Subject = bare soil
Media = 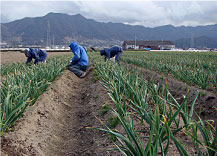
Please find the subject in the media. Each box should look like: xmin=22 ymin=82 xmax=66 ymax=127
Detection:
xmin=0 ymin=51 xmax=71 ymax=64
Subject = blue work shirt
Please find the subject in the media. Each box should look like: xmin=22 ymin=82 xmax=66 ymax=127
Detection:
xmin=69 ymin=42 xmax=89 ymax=66
xmin=26 ymin=48 xmax=47 ymax=64
xmin=100 ymin=46 xmax=123 ymax=63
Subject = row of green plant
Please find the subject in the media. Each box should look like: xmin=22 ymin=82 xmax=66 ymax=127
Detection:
xmin=0 ymin=54 xmax=71 ymax=135
xmin=89 ymin=53 xmax=217 ymax=156
xmin=121 ymin=51 xmax=217 ymax=92
xmin=0 ymin=62 xmax=31 ymax=76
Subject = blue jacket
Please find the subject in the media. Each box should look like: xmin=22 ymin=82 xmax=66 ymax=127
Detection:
xmin=69 ymin=42 xmax=89 ymax=66
xmin=25 ymin=48 xmax=47 ymax=64
xmin=100 ymin=46 xmax=123 ymax=63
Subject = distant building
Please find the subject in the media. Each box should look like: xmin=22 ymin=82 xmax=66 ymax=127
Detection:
xmin=0 ymin=42 xmax=8 ymax=48
xmin=122 ymin=40 xmax=175 ymax=50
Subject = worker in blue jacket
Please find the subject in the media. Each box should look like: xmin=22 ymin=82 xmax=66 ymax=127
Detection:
xmin=67 ymin=42 xmax=89 ymax=78
xmin=24 ymin=48 xmax=47 ymax=64
xmin=100 ymin=45 xmax=123 ymax=64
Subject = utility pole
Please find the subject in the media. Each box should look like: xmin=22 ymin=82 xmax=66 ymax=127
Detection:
xmin=190 ymin=33 xmax=194 ymax=48
xmin=53 ymin=35 xmax=55 ymax=47
xmin=47 ymin=21 xmax=51 ymax=48
xmin=134 ymin=33 xmax=136 ymax=50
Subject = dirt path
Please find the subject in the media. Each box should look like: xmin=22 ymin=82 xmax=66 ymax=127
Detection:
xmin=1 ymin=70 xmax=117 ymax=156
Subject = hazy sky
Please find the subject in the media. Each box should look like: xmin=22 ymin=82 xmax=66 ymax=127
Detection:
xmin=1 ymin=0 xmax=217 ymax=27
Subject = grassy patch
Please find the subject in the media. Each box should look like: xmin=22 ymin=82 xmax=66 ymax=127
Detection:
xmin=100 ymin=102 xmax=111 ymax=115
xmin=108 ymin=115 xmax=119 ymax=128
xmin=199 ymin=91 xmax=206 ymax=97
xmin=108 ymin=134 xmax=117 ymax=142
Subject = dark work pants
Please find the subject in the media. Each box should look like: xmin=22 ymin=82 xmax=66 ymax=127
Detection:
xmin=67 ymin=64 xmax=88 ymax=77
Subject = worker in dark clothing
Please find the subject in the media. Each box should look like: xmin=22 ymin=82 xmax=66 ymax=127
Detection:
xmin=24 ymin=48 xmax=47 ymax=64
xmin=67 ymin=42 xmax=89 ymax=78
xmin=100 ymin=46 xmax=123 ymax=64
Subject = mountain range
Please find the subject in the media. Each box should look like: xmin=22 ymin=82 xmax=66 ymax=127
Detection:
xmin=1 ymin=12 xmax=217 ymax=48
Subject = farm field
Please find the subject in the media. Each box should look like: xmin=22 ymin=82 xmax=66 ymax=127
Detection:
xmin=0 ymin=50 xmax=217 ymax=155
